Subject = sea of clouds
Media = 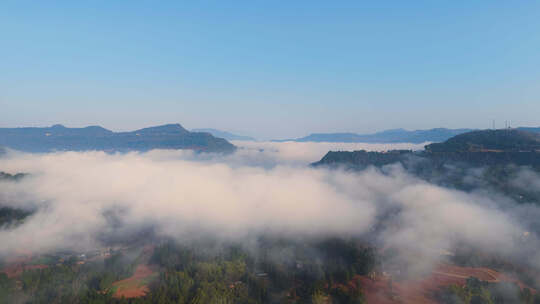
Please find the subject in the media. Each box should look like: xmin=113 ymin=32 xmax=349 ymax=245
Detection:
xmin=0 ymin=141 xmax=539 ymax=275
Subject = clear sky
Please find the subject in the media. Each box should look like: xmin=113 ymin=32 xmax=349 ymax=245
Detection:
xmin=1 ymin=1 xmax=539 ymax=139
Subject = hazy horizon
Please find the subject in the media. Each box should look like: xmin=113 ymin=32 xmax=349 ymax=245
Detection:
xmin=0 ymin=121 xmax=537 ymax=142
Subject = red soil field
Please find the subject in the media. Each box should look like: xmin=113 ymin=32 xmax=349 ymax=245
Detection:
xmin=1 ymin=263 xmax=48 ymax=278
xmin=357 ymin=263 xmax=535 ymax=304
xmin=112 ymin=245 xmax=157 ymax=299
xmin=112 ymin=264 xmax=156 ymax=299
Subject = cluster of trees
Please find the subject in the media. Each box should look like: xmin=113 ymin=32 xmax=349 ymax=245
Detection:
xmin=314 ymin=150 xmax=412 ymax=170
xmin=4 ymin=238 xmax=538 ymax=304
xmin=139 ymin=237 xmax=374 ymax=304
xmin=0 ymin=171 xmax=33 ymax=228
xmin=0 ymin=237 xmax=376 ymax=303
xmin=0 ymin=252 xmax=135 ymax=304
xmin=0 ymin=207 xmax=32 ymax=228
xmin=436 ymin=277 xmax=539 ymax=304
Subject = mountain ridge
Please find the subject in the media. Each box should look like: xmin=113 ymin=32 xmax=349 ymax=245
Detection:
xmin=274 ymin=128 xmax=474 ymax=143
xmin=275 ymin=127 xmax=540 ymax=144
xmin=191 ymin=128 xmax=255 ymax=141
xmin=0 ymin=124 xmax=236 ymax=153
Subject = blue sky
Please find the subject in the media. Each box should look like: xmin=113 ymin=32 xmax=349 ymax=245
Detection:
xmin=1 ymin=1 xmax=539 ymax=139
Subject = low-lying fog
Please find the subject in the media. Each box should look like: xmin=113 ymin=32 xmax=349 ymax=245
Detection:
xmin=1 ymin=141 xmax=539 ymax=275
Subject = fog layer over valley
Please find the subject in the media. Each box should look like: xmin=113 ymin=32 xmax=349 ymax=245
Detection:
xmin=1 ymin=141 xmax=539 ymax=279
xmin=230 ymin=141 xmax=428 ymax=167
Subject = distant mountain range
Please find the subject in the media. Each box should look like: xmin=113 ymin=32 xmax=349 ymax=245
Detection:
xmin=275 ymin=127 xmax=540 ymax=144
xmin=191 ymin=128 xmax=255 ymax=141
xmin=0 ymin=124 xmax=236 ymax=153
xmin=274 ymin=128 xmax=473 ymax=143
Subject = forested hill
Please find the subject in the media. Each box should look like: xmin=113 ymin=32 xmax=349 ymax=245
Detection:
xmin=312 ymin=129 xmax=540 ymax=204
xmin=425 ymin=129 xmax=540 ymax=152
xmin=314 ymin=129 xmax=540 ymax=168
xmin=0 ymin=124 xmax=236 ymax=153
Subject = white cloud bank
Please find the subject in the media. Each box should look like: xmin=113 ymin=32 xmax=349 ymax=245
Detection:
xmin=0 ymin=142 xmax=538 ymax=274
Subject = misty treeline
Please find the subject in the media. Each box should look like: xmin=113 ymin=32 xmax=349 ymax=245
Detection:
xmin=0 ymin=237 xmax=376 ymax=303
xmin=0 ymin=171 xmax=32 ymax=228
xmin=0 ymin=206 xmax=31 ymax=228
xmin=315 ymin=150 xmax=540 ymax=205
